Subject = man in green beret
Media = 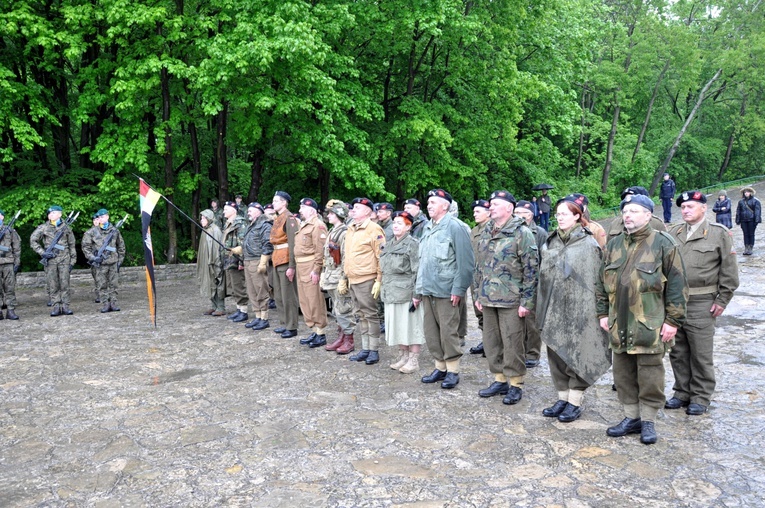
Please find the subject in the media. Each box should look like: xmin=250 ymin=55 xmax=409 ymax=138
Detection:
xmin=82 ymin=209 xmax=126 ymax=312
xmin=31 ymin=206 xmax=77 ymax=316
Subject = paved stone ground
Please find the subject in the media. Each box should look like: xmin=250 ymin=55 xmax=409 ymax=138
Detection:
xmin=2 ymin=185 xmax=764 ymax=507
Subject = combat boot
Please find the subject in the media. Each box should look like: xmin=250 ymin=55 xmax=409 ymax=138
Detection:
xmin=325 ymin=334 xmax=345 ymax=351
xmin=336 ymin=334 xmax=354 ymax=355
xmin=364 ymin=350 xmax=380 ymax=365
xmin=399 ymin=353 xmax=419 ymax=374
xmin=349 ymin=350 xmax=370 ymax=362
xmin=50 ymin=305 xmax=61 ymax=317
xmin=6 ymin=309 xmax=19 ymax=320
xmin=101 ymin=302 xmax=112 ymax=313
xmin=61 ymin=305 xmax=73 ymax=315
xmin=110 ymin=301 xmax=120 ymax=312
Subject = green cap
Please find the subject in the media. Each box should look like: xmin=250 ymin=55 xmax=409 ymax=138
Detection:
xmin=96 ymin=208 xmax=109 ymax=217
xmin=47 ymin=205 xmax=63 ymax=213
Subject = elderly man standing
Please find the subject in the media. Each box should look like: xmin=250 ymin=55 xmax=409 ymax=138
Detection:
xmin=469 ymin=199 xmax=491 ymax=356
xmin=596 ymin=193 xmax=687 ymax=445
xmin=665 ymin=191 xmax=739 ymax=416
xmin=242 ymin=202 xmax=273 ymax=331
xmin=474 ymin=191 xmax=538 ymax=404
xmin=415 ymin=189 xmax=474 ymax=389
xmin=293 ymin=198 xmax=330 ymax=347
xmin=340 ymin=197 xmax=385 ymax=364
xmin=270 ymin=191 xmax=300 ymax=338
xmin=404 ymin=198 xmax=428 ymax=239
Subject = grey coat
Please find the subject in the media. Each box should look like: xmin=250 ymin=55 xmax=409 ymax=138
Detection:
xmin=537 ymin=226 xmax=611 ymax=385
xmin=380 ymin=233 xmax=419 ymax=304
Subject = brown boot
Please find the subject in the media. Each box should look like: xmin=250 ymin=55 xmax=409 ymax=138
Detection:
xmin=325 ymin=334 xmax=346 ymax=351
xmin=336 ymin=333 xmax=354 ymax=355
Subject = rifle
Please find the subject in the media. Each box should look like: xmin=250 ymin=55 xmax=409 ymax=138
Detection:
xmin=89 ymin=214 xmax=129 ymax=268
xmin=39 ymin=211 xmax=80 ymax=267
xmin=0 ymin=210 xmax=21 ymax=256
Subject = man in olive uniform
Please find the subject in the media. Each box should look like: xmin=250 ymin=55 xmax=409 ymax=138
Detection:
xmin=222 ymin=202 xmax=249 ymax=322
xmin=83 ymin=214 xmax=101 ymax=303
xmin=242 ymin=202 xmax=273 ymax=331
xmin=474 ymin=191 xmax=538 ymax=404
xmin=210 ymin=199 xmax=225 ymax=229
xmin=0 ymin=209 xmax=21 ymax=320
xmin=404 ymin=198 xmax=427 ymax=239
xmin=292 ymin=198 xmax=330 ymax=347
xmin=606 ymin=186 xmax=666 ymax=241
xmin=415 ymin=189 xmax=474 ymax=389
xmin=375 ymin=203 xmax=394 ymax=241
xmin=270 ymin=191 xmax=300 ymax=338
xmin=469 ymin=199 xmax=491 ymax=356
xmin=322 ymin=200 xmax=357 ymax=354
xmin=31 ymin=205 xmax=77 ymax=316
xmin=596 ymin=194 xmax=688 ymax=445
xmin=514 ymin=200 xmax=548 ymax=368
xmin=665 ymin=191 xmax=739 ymax=415
xmin=340 ymin=197 xmax=385 ymax=364
xmin=82 ymin=209 xmax=126 ymax=312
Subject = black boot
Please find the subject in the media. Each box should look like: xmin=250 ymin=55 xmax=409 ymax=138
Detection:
xmin=300 ymin=332 xmax=318 ymax=345
xmin=349 ymin=350 xmax=370 ymax=362
xmin=62 ymin=305 xmax=73 ymax=315
xmin=309 ymin=334 xmax=327 ymax=348
xmin=110 ymin=302 xmax=120 ymax=312
xmin=6 ymin=309 xmax=18 ymax=320
xmin=101 ymin=302 xmax=111 ymax=313
xmin=50 ymin=305 xmax=61 ymax=317
xmin=640 ymin=421 xmax=657 ymax=444
xmin=364 ymin=350 xmax=380 ymax=364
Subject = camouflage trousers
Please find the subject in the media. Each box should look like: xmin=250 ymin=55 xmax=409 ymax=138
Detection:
xmin=96 ymin=264 xmax=119 ymax=304
xmin=0 ymin=264 xmax=17 ymax=309
xmin=327 ymin=288 xmax=356 ymax=335
xmin=46 ymin=261 xmax=71 ymax=306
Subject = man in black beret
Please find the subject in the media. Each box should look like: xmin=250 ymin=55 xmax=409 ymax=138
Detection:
xmin=468 ymin=199 xmax=491 ymax=356
xmin=374 ymin=203 xmax=394 ymax=241
xmin=270 ymin=191 xmax=300 ymax=338
xmin=404 ymin=198 xmax=427 ymax=239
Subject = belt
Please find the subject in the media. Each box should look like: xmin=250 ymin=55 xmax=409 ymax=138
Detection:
xmin=273 ymin=244 xmax=288 ymax=250
xmin=688 ymin=285 xmax=718 ymax=296
xmin=295 ymin=254 xmax=316 ymax=263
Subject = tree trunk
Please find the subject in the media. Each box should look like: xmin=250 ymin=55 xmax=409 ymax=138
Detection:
xmin=649 ymin=69 xmax=723 ymax=195
xmin=576 ymin=86 xmax=587 ymax=177
xmin=718 ymin=94 xmax=746 ymax=180
xmin=248 ymin=147 xmax=265 ymax=202
xmin=216 ymin=103 xmax=229 ymax=202
xmin=317 ymin=163 xmax=330 ymax=205
xmin=632 ymin=59 xmax=669 ymax=163
xmin=189 ymin=121 xmax=202 ymax=251
xmin=160 ymin=61 xmax=177 ymax=263
xmin=601 ymin=101 xmax=620 ymax=193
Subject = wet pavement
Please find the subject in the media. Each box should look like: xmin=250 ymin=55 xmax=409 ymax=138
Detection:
xmin=2 ymin=185 xmax=764 ymax=507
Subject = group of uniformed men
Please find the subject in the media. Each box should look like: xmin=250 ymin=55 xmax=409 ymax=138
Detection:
xmin=201 ymin=184 xmax=739 ymax=445
xmin=0 ymin=206 xmax=125 ymax=319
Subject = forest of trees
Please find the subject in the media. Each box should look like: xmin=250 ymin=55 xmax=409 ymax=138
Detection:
xmin=1 ymin=0 xmax=763 ymax=267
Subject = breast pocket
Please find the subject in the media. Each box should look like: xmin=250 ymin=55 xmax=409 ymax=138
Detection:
xmin=635 ymin=262 xmax=665 ymax=293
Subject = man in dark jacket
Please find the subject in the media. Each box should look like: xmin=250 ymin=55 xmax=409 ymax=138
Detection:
xmin=660 ymin=173 xmax=676 ymax=223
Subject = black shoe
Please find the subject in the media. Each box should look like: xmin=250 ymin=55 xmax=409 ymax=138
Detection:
xmin=227 ymin=311 xmax=240 ymax=320
xmin=309 ymin=334 xmax=327 ymax=348
xmin=245 ymin=318 xmax=261 ymax=329
xmin=268 ymin=299 xmax=276 ymax=309
xmin=62 ymin=305 xmax=73 ymax=316
xmin=274 ymin=327 xmax=286 ymax=334
xmin=469 ymin=343 xmax=484 ymax=355
xmin=686 ymin=403 xmax=707 ymax=415
xmin=441 ymin=372 xmax=459 ymax=389
xmin=252 ymin=319 xmax=270 ymax=331
xmin=300 ymin=332 xmax=318 ymax=345
xmin=421 ymin=369 xmax=447 ymax=383
xmin=364 ymin=350 xmax=380 ymax=364
xmin=349 ymin=350 xmax=370 ymax=362
xmin=525 ymin=358 xmax=540 ymax=368
xmin=281 ymin=329 xmax=297 ymax=338
xmin=94 ymin=298 xmax=100 ymax=303
xmin=606 ymin=417 xmax=642 ymax=437
xmin=542 ymin=399 xmax=568 ymax=417
xmin=6 ymin=309 xmax=18 ymax=320
xmin=665 ymin=397 xmax=690 ymax=410
xmin=232 ymin=312 xmax=248 ymax=323
xmin=558 ymin=403 xmax=582 ymax=423
xmin=640 ymin=421 xmax=657 ymax=444
xmin=50 ymin=305 xmax=61 ymax=317
xmin=478 ymin=381 xmax=509 ymax=398
xmin=502 ymin=386 xmax=523 ymax=405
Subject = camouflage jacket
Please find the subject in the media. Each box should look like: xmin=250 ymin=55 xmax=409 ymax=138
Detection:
xmin=81 ymin=223 xmax=125 ymax=266
xmin=222 ymin=215 xmax=247 ymax=270
xmin=0 ymin=226 xmax=21 ymax=266
xmin=30 ymin=221 xmax=77 ymax=265
xmin=596 ymin=224 xmax=688 ymax=354
xmin=474 ymin=215 xmax=538 ymax=309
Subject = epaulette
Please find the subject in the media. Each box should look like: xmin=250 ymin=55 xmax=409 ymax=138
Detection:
xmin=708 ymin=222 xmax=730 ymax=232
xmin=657 ymin=230 xmax=679 ymax=245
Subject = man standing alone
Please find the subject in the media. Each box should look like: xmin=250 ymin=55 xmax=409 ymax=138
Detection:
xmin=660 ymin=173 xmax=676 ymax=223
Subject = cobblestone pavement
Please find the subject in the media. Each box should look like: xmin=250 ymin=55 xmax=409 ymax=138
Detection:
xmin=2 ymin=185 xmax=764 ymax=507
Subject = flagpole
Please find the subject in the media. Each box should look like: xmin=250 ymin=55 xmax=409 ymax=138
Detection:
xmin=133 ymin=175 xmax=231 ymax=251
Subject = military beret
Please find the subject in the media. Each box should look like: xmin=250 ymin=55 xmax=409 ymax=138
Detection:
xmin=274 ymin=191 xmax=292 ymax=202
xmin=405 ymin=198 xmax=421 ymax=208
xmin=620 ymin=186 xmax=649 ymax=200
xmin=471 ymin=199 xmax=490 ymax=210
xmin=351 ymin=197 xmax=374 ymax=210
xmin=428 ymin=189 xmax=453 ymax=203
xmin=91 ymin=213 xmax=99 ymax=220
xmin=676 ymin=190 xmax=707 ymax=207
xmin=393 ymin=210 xmax=415 ymax=225
xmin=223 ymin=201 xmax=238 ymax=210
xmin=515 ymin=200 xmax=533 ymax=210
xmin=96 ymin=208 xmax=109 ymax=217
xmin=620 ymin=194 xmax=654 ymax=212
xmin=375 ymin=202 xmax=393 ymax=212
xmin=300 ymin=197 xmax=319 ymax=210
xmin=264 ymin=203 xmax=274 ymax=211
xmin=248 ymin=202 xmax=264 ymax=213
xmin=557 ymin=193 xmax=589 ymax=209
xmin=489 ymin=190 xmax=516 ymax=205
xmin=326 ymin=201 xmax=349 ymax=219
xmin=47 ymin=205 xmax=63 ymax=213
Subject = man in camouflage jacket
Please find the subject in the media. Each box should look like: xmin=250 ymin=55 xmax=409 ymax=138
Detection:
xmin=222 ymin=202 xmax=249 ymax=322
xmin=474 ymin=191 xmax=538 ymax=405
xmin=30 ymin=205 xmax=77 ymax=316
xmin=81 ymin=209 xmax=126 ymax=312
xmin=0 ymin=209 xmax=21 ymax=320
xmin=596 ymin=194 xmax=688 ymax=445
